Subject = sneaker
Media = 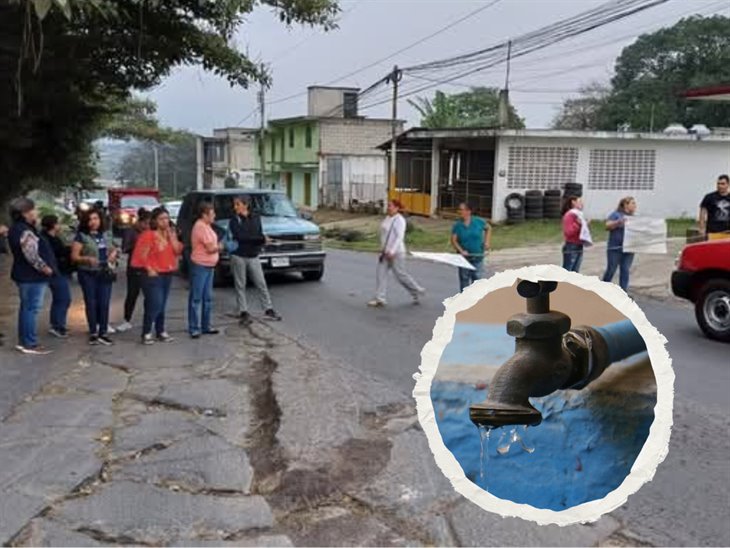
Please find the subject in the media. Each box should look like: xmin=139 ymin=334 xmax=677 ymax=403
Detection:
xmin=142 ymin=333 xmax=155 ymax=345
xmin=49 ymin=328 xmax=69 ymax=339
xmin=16 ymin=345 xmax=52 ymax=355
xmin=107 ymin=325 xmax=117 ymax=334
xmin=97 ymin=335 xmax=114 ymax=346
xmin=190 ymin=332 xmax=201 ymax=339
xmin=89 ymin=335 xmax=100 ymax=346
xmin=203 ymin=328 xmax=220 ymax=335
xmin=157 ymin=332 xmax=175 ymax=343
xmin=264 ymin=309 xmax=282 ymax=321
xmin=116 ymin=321 xmax=133 ymax=332
xmin=367 ymin=298 xmax=386 ymax=307
xmin=239 ymin=312 xmax=252 ymax=326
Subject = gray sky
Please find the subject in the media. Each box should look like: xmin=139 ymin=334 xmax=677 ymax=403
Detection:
xmin=148 ymin=0 xmax=729 ymax=135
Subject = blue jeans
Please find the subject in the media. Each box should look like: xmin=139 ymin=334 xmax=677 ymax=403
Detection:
xmin=142 ymin=274 xmax=172 ymax=336
xmin=49 ymin=275 xmax=71 ymax=332
xmin=188 ymin=263 xmax=214 ymax=335
xmin=16 ymin=282 xmax=47 ymax=348
xmin=458 ymin=257 xmax=485 ymax=292
xmin=77 ymin=270 xmax=113 ymax=336
xmin=562 ymin=243 xmax=584 ymax=273
xmin=603 ymin=249 xmax=635 ymax=291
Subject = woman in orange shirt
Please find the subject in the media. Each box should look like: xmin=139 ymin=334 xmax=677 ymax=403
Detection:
xmin=131 ymin=207 xmax=183 ymax=345
xmin=188 ymin=202 xmax=222 ymax=338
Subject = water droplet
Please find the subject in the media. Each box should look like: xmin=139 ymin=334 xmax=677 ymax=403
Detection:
xmin=478 ymin=425 xmax=492 ymax=488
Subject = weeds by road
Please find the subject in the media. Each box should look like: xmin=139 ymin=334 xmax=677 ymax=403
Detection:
xmin=314 ymin=210 xmax=695 ymax=253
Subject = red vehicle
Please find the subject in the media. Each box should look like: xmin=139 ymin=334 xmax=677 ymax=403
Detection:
xmin=108 ymin=188 xmax=161 ymax=236
xmin=671 ymin=239 xmax=730 ymax=342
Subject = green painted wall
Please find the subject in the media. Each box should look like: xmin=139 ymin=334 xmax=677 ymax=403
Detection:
xmin=255 ymin=121 xmax=319 ymax=172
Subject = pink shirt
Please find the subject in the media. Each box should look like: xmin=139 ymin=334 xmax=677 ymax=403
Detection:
xmin=191 ymin=220 xmax=219 ymax=267
xmin=562 ymin=211 xmax=581 ymax=244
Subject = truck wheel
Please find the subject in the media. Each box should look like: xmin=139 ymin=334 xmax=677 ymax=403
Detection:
xmin=694 ymin=279 xmax=730 ymax=342
xmin=302 ymin=265 xmax=325 ymax=282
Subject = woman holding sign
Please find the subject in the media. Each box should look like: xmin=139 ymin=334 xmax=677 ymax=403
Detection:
xmin=602 ymin=197 xmax=637 ymax=291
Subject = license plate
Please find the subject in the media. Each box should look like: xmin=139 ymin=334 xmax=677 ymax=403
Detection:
xmin=271 ymin=257 xmax=290 ymax=268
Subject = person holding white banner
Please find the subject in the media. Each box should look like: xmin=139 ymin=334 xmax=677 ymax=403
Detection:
xmin=602 ymin=196 xmax=637 ymax=291
xmin=367 ymin=200 xmax=425 ymax=307
xmin=451 ymin=201 xmax=491 ymax=292
xmin=561 ymin=195 xmax=592 ymax=273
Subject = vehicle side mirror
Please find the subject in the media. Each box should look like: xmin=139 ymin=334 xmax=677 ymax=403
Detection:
xmin=299 ymin=209 xmax=313 ymax=221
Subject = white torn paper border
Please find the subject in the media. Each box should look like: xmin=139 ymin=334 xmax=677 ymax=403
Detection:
xmin=412 ymin=264 xmax=674 ymax=526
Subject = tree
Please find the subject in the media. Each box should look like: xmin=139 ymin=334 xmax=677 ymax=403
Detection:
xmin=551 ymin=83 xmax=610 ymax=130
xmin=117 ymin=132 xmax=197 ymax=200
xmin=597 ymin=15 xmax=730 ymax=131
xmin=408 ymin=87 xmax=524 ymax=129
xmin=0 ymin=0 xmax=339 ymax=204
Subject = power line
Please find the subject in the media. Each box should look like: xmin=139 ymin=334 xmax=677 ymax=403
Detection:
xmin=265 ymin=0 xmax=503 ymax=107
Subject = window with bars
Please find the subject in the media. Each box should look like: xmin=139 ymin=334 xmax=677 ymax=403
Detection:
xmin=588 ymin=149 xmax=656 ymax=190
xmin=507 ymin=146 xmax=578 ymax=190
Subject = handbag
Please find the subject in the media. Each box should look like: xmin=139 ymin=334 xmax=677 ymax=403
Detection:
xmin=99 ymin=264 xmax=117 ymax=283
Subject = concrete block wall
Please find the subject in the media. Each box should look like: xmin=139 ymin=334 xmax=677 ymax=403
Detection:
xmin=320 ymin=119 xmax=403 ymax=156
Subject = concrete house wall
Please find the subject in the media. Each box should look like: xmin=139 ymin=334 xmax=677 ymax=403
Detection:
xmin=492 ymin=132 xmax=730 ymax=222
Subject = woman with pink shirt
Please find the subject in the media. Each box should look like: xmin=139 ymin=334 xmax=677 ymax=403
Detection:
xmin=188 ymin=203 xmax=222 ymax=338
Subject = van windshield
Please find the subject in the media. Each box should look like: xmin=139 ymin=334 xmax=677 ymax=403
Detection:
xmin=121 ymin=196 xmax=160 ymax=210
xmin=213 ymin=193 xmax=298 ymax=219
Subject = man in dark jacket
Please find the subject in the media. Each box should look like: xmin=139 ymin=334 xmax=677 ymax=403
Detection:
xmin=229 ymin=196 xmax=281 ymax=325
xmin=41 ymin=215 xmax=73 ymax=338
xmin=8 ymin=198 xmax=55 ymax=354
xmin=0 ymin=223 xmax=7 ymax=345
xmin=115 ymin=208 xmax=151 ymax=332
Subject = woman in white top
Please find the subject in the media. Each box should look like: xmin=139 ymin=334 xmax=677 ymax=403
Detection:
xmin=368 ymin=200 xmax=425 ymax=307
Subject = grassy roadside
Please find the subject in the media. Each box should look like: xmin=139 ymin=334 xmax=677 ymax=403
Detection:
xmin=315 ymin=210 xmax=696 ymax=253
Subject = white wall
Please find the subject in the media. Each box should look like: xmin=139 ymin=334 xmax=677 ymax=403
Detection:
xmin=319 ymin=154 xmax=388 ymax=207
xmin=492 ymin=135 xmax=730 ymax=222
xmin=319 ymin=118 xmax=401 ymax=156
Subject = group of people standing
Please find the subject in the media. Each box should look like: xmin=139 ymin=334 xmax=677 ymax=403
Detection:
xmin=2 ymin=195 xmax=280 ymax=355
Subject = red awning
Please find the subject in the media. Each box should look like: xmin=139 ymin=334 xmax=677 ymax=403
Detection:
xmin=683 ymin=84 xmax=730 ymax=101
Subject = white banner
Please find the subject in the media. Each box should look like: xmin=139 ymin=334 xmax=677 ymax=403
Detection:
xmin=623 ymin=217 xmax=667 ymax=254
xmin=410 ymin=251 xmax=477 ymax=270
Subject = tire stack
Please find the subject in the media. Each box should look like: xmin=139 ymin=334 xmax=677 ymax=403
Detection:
xmin=504 ymin=193 xmax=525 ymax=224
xmin=524 ymin=190 xmax=544 ymax=220
xmin=544 ymin=189 xmax=562 ymax=219
xmin=563 ymin=182 xmax=583 ymax=198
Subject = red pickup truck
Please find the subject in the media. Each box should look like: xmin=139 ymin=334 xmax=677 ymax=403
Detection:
xmin=108 ymin=188 xmax=160 ymax=236
xmin=671 ymin=238 xmax=730 ymax=342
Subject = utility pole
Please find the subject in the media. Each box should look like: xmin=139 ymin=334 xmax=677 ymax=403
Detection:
xmin=153 ymin=144 xmax=159 ymax=190
xmin=498 ymin=40 xmax=512 ymax=128
xmin=258 ymin=82 xmax=266 ymax=189
xmin=388 ymin=65 xmax=402 ymax=201
xmin=172 ymin=170 xmax=178 ymax=198
xmin=649 ymin=103 xmax=655 ymax=133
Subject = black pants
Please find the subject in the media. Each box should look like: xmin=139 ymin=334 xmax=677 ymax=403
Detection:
xmin=124 ymin=268 xmax=144 ymax=322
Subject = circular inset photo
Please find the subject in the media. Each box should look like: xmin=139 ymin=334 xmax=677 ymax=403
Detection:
xmin=414 ymin=265 xmax=674 ymax=526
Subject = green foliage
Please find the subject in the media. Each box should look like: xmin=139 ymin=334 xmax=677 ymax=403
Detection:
xmin=0 ymin=0 xmax=340 ymax=204
xmin=408 ymin=87 xmax=524 ymax=129
xmin=555 ymin=16 xmax=730 ymax=131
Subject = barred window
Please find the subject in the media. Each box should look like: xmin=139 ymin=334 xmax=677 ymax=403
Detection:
xmin=507 ymin=146 xmax=578 ymax=190
xmin=588 ymin=149 xmax=656 ymax=190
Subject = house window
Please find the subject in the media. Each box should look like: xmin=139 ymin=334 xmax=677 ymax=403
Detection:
xmin=343 ymin=92 xmax=358 ymax=118
xmin=289 ymin=128 xmax=295 ymax=148
xmin=588 ymin=149 xmax=656 ymax=190
xmin=507 ymin=146 xmax=578 ymax=190
xmin=305 ymin=125 xmax=312 ymax=148
xmin=204 ymin=142 xmax=225 ymax=165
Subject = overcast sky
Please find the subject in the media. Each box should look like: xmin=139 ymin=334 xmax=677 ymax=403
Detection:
xmin=147 ymin=0 xmax=729 ymax=135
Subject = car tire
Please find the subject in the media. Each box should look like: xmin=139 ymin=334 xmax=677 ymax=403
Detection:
xmin=302 ymin=265 xmax=325 ymax=282
xmin=694 ymin=279 xmax=730 ymax=342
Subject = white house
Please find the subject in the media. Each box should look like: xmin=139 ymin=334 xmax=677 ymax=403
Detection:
xmin=381 ymin=128 xmax=730 ymax=221
xmin=196 ymin=127 xmax=258 ymax=190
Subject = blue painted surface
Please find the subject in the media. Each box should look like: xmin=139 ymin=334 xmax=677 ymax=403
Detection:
xmin=596 ymin=321 xmax=647 ymax=364
xmin=433 ymin=323 xmax=655 ymax=511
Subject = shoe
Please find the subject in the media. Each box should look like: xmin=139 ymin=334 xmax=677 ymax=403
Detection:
xmin=107 ymin=325 xmax=117 ymax=334
xmin=157 ymin=332 xmax=175 ymax=343
xmin=49 ymin=328 xmax=69 ymax=339
xmin=97 ymin=335 xmax=114 ymax=346
xmin=264 ymin=309 xmax=282 ymax=321
xmin=367 ymin=299 xmax=386 ymax=307
xmin=89 ymin=335 xmax=100 ymax=346
xmin=142 ymin=333 xmax=155 ymax=345
xmin=203 ymin=328 xmax=220 ymax=335
xmin=16 ymin=345 xmax=52 ymax=355
xmin=190 ymin=332 xmax=201 ymax=339
xmin=116 ymin=321 xmax=133 ymax=332
xmin=239 ymin=312 xmax=252 ymax=326
xmin=413 ymin=287 xmax=426 ymax=305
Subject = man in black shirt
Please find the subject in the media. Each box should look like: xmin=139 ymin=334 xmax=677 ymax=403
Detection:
xmin=41 ymin=215 xmax=73 ymax=338
xmin=229 ymin=196 xmax=281 ymax=325
xmin=699 ymin=174 xmax=730 ymax=240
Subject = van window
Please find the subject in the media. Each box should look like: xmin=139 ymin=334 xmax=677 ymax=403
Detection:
xmin=213 ymin=193 xmax=298 ymax=220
